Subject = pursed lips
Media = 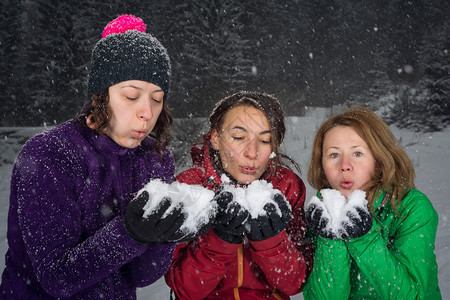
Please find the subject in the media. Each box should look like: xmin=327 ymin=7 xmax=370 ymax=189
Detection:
xmin=241 ymin=165 xmax=257 ymax=175
xmin=340 ymin=178 xmax=353 ymax=189
xmin=132 ymin=130 xmax=147 ymax=139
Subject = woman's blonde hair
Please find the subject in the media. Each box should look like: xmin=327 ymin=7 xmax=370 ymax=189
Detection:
xmin=307 ymin=105 xmax=415 ymax=212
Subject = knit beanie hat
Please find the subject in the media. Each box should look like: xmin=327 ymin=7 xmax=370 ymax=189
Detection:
xmin=87 ymin=15 xmax=171 ymax=102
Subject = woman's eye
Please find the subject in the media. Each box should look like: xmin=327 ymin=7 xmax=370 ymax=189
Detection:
xmin=354 ymin=151 xmax=363 ymax=157
xmin=152 ymin=97 xmax=162 ymax=103
xmin=330 ymin=153 xmax=339 ymax=158
xmin=260 ymin=139 xmax=271 ymax=144
xmin=231 ymin=136 xmax=244 ymax=141
xmin=125 ymin=95 xmax=138 ymax=101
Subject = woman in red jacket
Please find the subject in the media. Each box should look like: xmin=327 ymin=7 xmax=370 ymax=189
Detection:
xmin=165 ymin=91 xmax=312 ymax=299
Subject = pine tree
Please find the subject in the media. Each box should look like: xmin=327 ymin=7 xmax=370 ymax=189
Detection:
xmin=346 ymin=1 xmax=398 ymax=113
xmin=386 ymin=0 xmax=449 ymax=131
xmin=0 ymin=0 xmax=26 ymax=126
xmin=164 ymin=0 xmax=253 ymax=116
xmin=16 ymin=0 xmax=77 ymax=125
xmin=238 ymin=0 xmax=309 ymax=114
xmin=1 ymin=0 xmax=447 ymax=124
xmin=299 ymin=0 xmax=373 ymax=106
xmin=422 ymin=20 xmax=449 ymax=119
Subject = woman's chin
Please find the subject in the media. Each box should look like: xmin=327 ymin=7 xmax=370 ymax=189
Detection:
xmin=336 ymin=188 xmax=352 ymax=199
xmin=120 ymin=138 xmax=141 ymax=149
xmin=235 ymin=174 xmax=259 ymax=185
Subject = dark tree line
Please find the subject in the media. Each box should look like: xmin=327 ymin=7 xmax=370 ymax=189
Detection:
xmin=0 ymin=0 xmax=448 ymax=130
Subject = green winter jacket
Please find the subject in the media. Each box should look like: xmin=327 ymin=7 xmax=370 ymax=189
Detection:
xmin=304 ymin=188 xmax=441 ymax=299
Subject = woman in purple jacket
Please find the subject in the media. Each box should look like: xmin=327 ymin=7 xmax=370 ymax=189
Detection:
xmin=0 ymin=15 xmax=194 ymax=299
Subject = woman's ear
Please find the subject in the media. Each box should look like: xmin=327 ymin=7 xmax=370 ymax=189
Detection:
xmin=210 ymin=129 xmax=220 ymax=150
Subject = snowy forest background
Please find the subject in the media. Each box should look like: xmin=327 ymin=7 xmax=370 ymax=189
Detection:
xmin=0 ymin=0 xmax=450 ymax=298
xmin=0 ymin=0 xmax=449 ymax=131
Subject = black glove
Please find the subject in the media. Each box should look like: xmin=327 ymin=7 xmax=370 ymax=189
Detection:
xmin=213 ymin=190 xmax=249 ymax=244
xmin=246 ymin=193 xmax=291 ymax=241
xmin=305 ymin=201 xmax=336 ymax=239
xmin=173 ymin=213 xmax=215 ymax=243
xmin=340 ymin=206 xmax=373 ymax=239
xmin=124 ymin=191 xmax=186 ymax=244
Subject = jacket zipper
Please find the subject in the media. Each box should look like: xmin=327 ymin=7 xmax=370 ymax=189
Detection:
xmin=272 ymin=290 xmax=284 ymax=300
xmin=231 ymin=244 xmax=284 ymax=300
xmin=233 ymin=244 xmax=244 ymax=300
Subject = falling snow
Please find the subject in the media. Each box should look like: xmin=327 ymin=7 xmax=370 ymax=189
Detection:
xmin=305 ymin=189 xmax=370 ymax=238
xmin=0 ymin=109 xmax=449 ymax=299
xmin=220 ymin=174 xmax=289 ymax=219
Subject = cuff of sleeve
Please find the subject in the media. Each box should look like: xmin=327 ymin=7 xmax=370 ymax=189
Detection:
xmin=345 ymin=220 xmax=382 ymax=255
xmin=346 ymin=218 xmax=380 ymax=242
xmin=249 ymin=230 xmax=288 ymax=251
xmin=119 ymin=216 xmax=150 ymax=249
xmin=199 ymin=230 xmax=241 ymax=254
xmin=316 ymin=235 xmax=347 ymax=247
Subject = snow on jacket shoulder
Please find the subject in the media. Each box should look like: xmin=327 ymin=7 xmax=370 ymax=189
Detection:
xmin=0 ymin=119 xmax=176 ymax=299
xmin=304 ymin=188 xmax=441 ymax=300
xmin=165 ymin=134 xmax=313 ymax=300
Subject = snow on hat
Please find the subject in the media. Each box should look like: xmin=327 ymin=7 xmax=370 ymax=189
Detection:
xmin=87 ymin=15 xmax=171 ymax=102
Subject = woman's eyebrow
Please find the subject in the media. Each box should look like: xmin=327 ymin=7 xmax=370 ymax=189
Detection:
xmin=229 ymin=127 xmax=271 ymax=135
xmin=230 ymin=126 xmax=247 ymax=132
xmin=121 ymin=84 xmax=142 ymax=90
xmin=325 ymin=146 xmax=339 ymax=151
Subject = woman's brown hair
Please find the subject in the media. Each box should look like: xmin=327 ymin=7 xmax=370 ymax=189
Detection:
xmin=77 ymin=90 xmax=173 ymax=155
xmin=307 ymin=105 xmax=415 ymax=212
xmin=209 ymin=91 xmax=300 ymax=177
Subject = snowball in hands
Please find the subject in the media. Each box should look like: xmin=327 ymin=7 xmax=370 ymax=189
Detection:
xmin=138 ymin=177 xmax=290 ymax=238
xmin=139 ymin=180 xmax=216 ymax=234
xmin=305 ymin=189 xmax=370 ymax=239
xmin=220 ymin=176 xmax=291 ymax=219
xmin=220 ymin=177 xmax=292 ymax=241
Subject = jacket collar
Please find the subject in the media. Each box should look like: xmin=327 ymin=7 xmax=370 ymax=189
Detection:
xmin=373 ymin=189 xmax=388 ymax=211
xmin=84 ymin=128 xmax=137 ymax=157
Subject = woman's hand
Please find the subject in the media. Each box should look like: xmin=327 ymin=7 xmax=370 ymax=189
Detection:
xmin=246 ymin=193 xmax=292 ymax=241
xmin=305 ymin=200 xmax=337 ymax=239
xmin=213 ymin=189 xmax=249 ymax=244
xmin=124 ymin=191 xmax=186 ymax=244
xmin=305 ymin=190 xmax=372 ymax=240
xmin=339 ymin=191 xmax=373 ymax=239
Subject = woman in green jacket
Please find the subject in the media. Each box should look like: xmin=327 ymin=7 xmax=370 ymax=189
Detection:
xmin=303 ymin=106 xmax=441 ymax=299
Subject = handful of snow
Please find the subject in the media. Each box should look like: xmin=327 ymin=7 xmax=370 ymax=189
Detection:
xmin=305 ymin=189 xmax=368 ymax=238
xmin=220 ymin=175 xmax=290 ymax=219
xmin=139 ymin=180 xmax=216 ymax=234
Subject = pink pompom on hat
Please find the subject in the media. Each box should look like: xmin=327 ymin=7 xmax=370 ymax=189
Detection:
xmin=88 ymin=14 xmax=171 ymax=102
xmin=102 ymin=14 xmax=146 ymax=38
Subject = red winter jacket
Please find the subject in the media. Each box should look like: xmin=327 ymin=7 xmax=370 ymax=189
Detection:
xmin=165 ymin=134 xmax=313 ymax=300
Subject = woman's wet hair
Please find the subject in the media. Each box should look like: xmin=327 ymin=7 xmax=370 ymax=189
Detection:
xmin=209 ymin=91 xmax=300 ymax=176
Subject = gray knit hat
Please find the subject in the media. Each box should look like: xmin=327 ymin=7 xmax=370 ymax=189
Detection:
xmin=87 ymin=15 xmax=171 ymax=102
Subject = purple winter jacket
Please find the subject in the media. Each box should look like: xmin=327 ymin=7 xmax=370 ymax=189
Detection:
xmin=0 ymin=119 xmax=176 ymax=299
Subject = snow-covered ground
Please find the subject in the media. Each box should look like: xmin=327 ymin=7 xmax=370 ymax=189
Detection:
xmin=1 ymin=108 xmax=449 ymax=299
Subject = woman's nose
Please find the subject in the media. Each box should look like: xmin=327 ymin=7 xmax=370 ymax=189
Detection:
xmin=138 ymin=100 xmax=153 ymax=121
xmin=244 ymin=139 xmax=258 ymax=159
xmin=340 ymin=156 xmax=352 ymax=172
